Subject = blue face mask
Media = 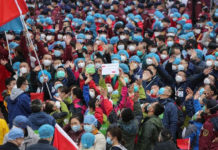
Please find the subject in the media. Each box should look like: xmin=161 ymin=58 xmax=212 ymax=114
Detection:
xmin=76 ymin=1 xmax=80 ymax=6
xmin=134 ymin=85 xmax=139 ymax=92
xmin=84 ymin=125 xmax=93 ymax=132
xmin=124 ymin=77 xmax=129 ymax=84
xmin=199 ymin=88 xmax=205 ymax=96
xmin=54 ymin=50 xmax=61 ymax=57
xmin=137 ymin=50 xmax=143 ymax=56
xmin=54 ymin=83 xmax=63 ymax=90
xmin=56 ymin=71 xmax=65 ymax=79
xmin=112 ymin=90 xmax=119 ymax=95
xmin=39 ymin=76 xmax=44 ymax=83
xmin=112 ymin=60 xmax=119 ymax=64
xmin=150 ymin=89 xmax=154 ymax=94
xmin=25 ymin=85 xmax=29 ymax=92
xmin=158 ymin=87 xmax=165 ymax=95
xmin=106 ymin=137 xmax=113 ymax=145
xmin=167 ymin=41 xmax=174 ymax=47
xmin=71 ymin=125 xmax=81 ymax=132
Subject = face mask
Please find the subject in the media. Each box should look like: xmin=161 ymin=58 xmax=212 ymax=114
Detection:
xmin=175 ymin=75 xmax=183 ymax=83
xmin=144 ymin=104 xmax=151 ymax=113
xmin=85 ymin=34 xmax=92 ymax=40
xmin=176 ymin=55 xmax=181 ymax=59
xmin=54 ymin=50 xmax=61 ymax=57
xmin=118 ymin=45 xmax=125 ymax=50
xmin=176 ymin=24 xmax=181 ymax=29
xmin=107 ymin=86 xmax=113 ymax=93
xmin=84 ymin=125 xmax=93 ymax=132
xmin=41 ymin=34 xmax=46 ymax=40
xmin=89 ymin=91 xmax=95 ymax=98
xmin=56 ymin=70 xmax=65 ymax=79
xmin=124 ymin=77 xmax=128 ymax=84
xmin=120 ymin=35 xmax=126 ymax=40
xmin=172 ymin=65 xmax=177 ymax=71
xmin=137 ymin=50 xmax=143 ymax=56
xmin=78 ymin=62 xmax=85 ymax=68
xmin=25 ymin=85 xmax=29 ymax=92
xmin=71 ymin=125 xmax=81 ymax=132
xmin=54 ymin=64 xmax=62 ymax=70
xmin=167 ymin=41 xmax=174 ymax=47
xmin=55 ymin=101 xmax=61 ymax=109
xmin=43 ymin=60 xmax=52 ymax=66
xmin=20 ymin=67 xmax=28 ymax=74
xmin=121 ymin=55 xmax=126 ymax=62
xmin=54 ymin=83 xmax=63 ymax=90
xmin=178 ymin=64 xmax=185 ymax=71
xmin=96 ymin=40 xmax=101 ymax=45
xmin=39 ymin=76 xmax=45 ymax=83
xmin=100 ymin=34 xmax=107 ymax=38
xmin=179 ymin=40 xmax=185 ymax=45
xmin=106 ymin=137 xmax=113 ymax=145
xmin=63 ymin=35 xmax=67 ymax=40
xmin=6 ymin=34 xmax=14 ymax=40
xmin=154 ymin=32 xmax=160 ymax=37
xmin=173 ymin=18 xmax=177 ymax=21
xmin=146 ymin=58 xmax=153 ymax=65
xmin=95 ymin=63 xmax=101 ymax=69
xmin=158 ymin=87 xmax=165 ymax=95
xmin=150 ymin=48 xmax=157 ymax=53
xmin=199 ymin=88 xmax=205 ymax=96
xmin=204 ymin=78 xmax=210 ymax=85
xmin=128 ymin=45 xmax=136 ymax=51
xmin=216 ymin=38 xmax=218 ymax=43
xmin=134 ymin=85 xmax=139 ymax=92
xmin=215 ymin=61 xmax=218 ymax=67
xmin=160 ymin=54 xmax=167 ymax=60
xmin=110 ymin=5 xmax=114 ymax=10
xmin=194 ymin=29 xmax=201 ymax=34
xmin=57 ymin=34 xmax=63 ymax=40
xmin=46 ymin=35 xmax=52 ymax=41
xmin=206 ymin=60 xmax=213 ymax=67
xmin=112 ymin=60 xmax=119 ymax=64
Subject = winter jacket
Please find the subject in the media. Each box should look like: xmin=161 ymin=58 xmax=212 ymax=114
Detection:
xmin=159 ymin=98 xmax=178 ymax=139
xmin=26 ymin=139 xmax=57 ymax=150
xmin=184 ymin=121 xmax=203 ymax=150
xmin=0 ymin=119 xmax=9 ymax=145
xmin=93 ymin=131 xmax=106 ymax=150
xmin=118 ymin=101 xmax=143 ymax=150
xmin=28 ymin=111 xmax=56 ymax=130
xmin=7 ymin=88 xmax=31 ymax=128
xmin=0 ymin=142 xmax=20 ymax=150
xmin=4 ymin=126 xmax=39 ymax=150
xmin=153 ymin=140 xmax=177 ymax=150
xmin=142 ymin=75 xmax=163 ymax=91
xmin=130 ymin=66 xmax=143 ymax=83
xmin=137 ymin=115 xmax=163 ymax=150
xmin=63 ymin=124 xmax=85 ymax=146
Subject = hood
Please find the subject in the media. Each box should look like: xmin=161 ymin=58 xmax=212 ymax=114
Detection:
xmin=149 ymin=116 xmax=163 ymax=129
xmin=159 ymin=98 xmax=173 ymax=105
xmin=119 ymin=119 xmax=138 ymax=135
xmin=29 ymin=112 xmax=51 ymax=128
xmin=10 ymin=88 xmax=24 ymax=101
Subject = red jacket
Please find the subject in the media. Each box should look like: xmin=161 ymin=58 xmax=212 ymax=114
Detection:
xmin=0 ymin=65 xmax=11 ymax=102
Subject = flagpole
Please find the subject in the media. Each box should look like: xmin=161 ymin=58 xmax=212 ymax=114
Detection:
xmin=4 ymin=31 xmax=13 ymax=65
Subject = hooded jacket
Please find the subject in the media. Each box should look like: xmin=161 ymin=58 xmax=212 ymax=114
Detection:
xmin=7 ymin=88 xmax=31 ymax=128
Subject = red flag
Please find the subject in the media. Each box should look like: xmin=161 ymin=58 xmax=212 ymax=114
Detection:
xmin=177 ymin=138 xmax=190 ymax=150
xmin=0 ymin=0 xmax=28 ymax=26
xmin=53 ymin=124 xmax=78 ymax=150
xmin=30 ymin=93 xmax=44 ymax=102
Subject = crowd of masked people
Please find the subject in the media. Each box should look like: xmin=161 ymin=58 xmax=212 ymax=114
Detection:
xmin=0 ymin=0 xmax=218 ymax=150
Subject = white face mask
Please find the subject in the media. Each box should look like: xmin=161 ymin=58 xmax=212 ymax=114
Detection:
xmin=46 ymin=35 xmax=52 ymax=41
xmin=216 ymin=38 xmax=218 ymax=43
xmin=78 ymin=62 xmax=85 ymax=68
xmin=150 ymin=48 xmax=157 ymax=53
xmin=178 ymin=64 xmax=185 ymax=71
xmin=154 ymin=32 xmax=160 ymax=37
xmin=172 ymin=65 xmax=177 ymax=71
xmin=215 ymin=61 xmax=218 ymax=67
xmin=160 ymin=54 xmax=167 ymax=60
xmin=55 ymin=101 xmax=61 ymax=109
xmin=95 ymin=63 xmax=101 ymax=69
xmin=120 ymin=35 xmax=126 ymax=40
xmin=121 ymin=55 xmax=126 ymax=62
xmin=89 ymin=91 xmax=95 ymax=98
xmin=204 ymin=78 xmax=210 ymax=85
xmin=128 ymin=45 xmax=136 ymax=51
xmin=118 ymin=45 xmax=125 ymax=50
xmin=6 ymin=34 xmax=14 ymax=40
xmin=20 ymin=67 xmax=28 ymax=74
xmin=43 ymin=59 xmax=52 ymax=66
xmin=175 ymin=75 xmax=183 ymax=83
xmin=96 ymin=40 xmax=101 ymax=45
xmin=41 ymin=34 xmax=46 ymax=40
xmin=206 ymin=60 xmax=213 ymax=67
xmin=63 ymin=35 xmax=67 ymax=40
xmin=146 ymin=58 xmax=153 ymax=65
xmin=107 ymin=86 xmax=113 ymax=93
xmin=85 ymin=34 xmax=92 ymax=40
xmin=57 ymin=34 xmax=63 ymax=40
xmin=179 ymin=40 xmax=185 ymax=45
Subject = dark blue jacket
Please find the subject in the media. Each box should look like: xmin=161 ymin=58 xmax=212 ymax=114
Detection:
xmin=28 ymin=112 xmax=56 ymax=130
xmin=142 ymin=75 xmax=163 ymax=92
xmin=159 ymin=98 xmax=178 ymax=139
xmin=7 ymin=88 xmax=31 ymax=128
xmin=130 ymin=66 xmax=143 ymax=83
xmin=26 ymin=139 xmax=57 ymax=150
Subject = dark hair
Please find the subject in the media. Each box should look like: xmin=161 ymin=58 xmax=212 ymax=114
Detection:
xmin=156 ymin=35 xmax=165 ymax=42
xmin=70 ymin=113 xmax=84 ymax=124
xmin=107 ymin=126 xmax=122 ymax=143
xmin=121 ymin=108 xmax=134 ymax=122
xmin=31 ymin=99 xmax=42 ymax=113
xmin=5 ymin=77 xmax=16 ymax=86
xmin=88 ymin=99 xmax=96 ymax=110
xmin=196 ymin=112 xmax=206 ymax=123
xmin=44 ymin=102 xmax=54 ymax=114
xmin=153 ymin=103 xmax=165 ymax=116
xmin=61 ymin=86 xmax=71 ymax=94
xmin=159 ymin=129 xmax=173 ymax=142
xmin=16 ymin=77 xmax=27 ymax=88
xmin=72 ymin=87 xmax=83 ymax=99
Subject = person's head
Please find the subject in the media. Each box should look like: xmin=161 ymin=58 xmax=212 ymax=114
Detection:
xmin=121 ymin=108 xmax=134 ymax=122
xmin=81 ymin=132 xmax=95 ymax=149
xmin=204 ymin=84 xmax=216 ymax=99
xmin=13 ymin=115 xmax=30 ymax=130
xmin=203 ymin=99 xmax=218 ymax=115
xmin=16 ymin=77 xmax=29 ymax=92
xmin=72 ymin=87 xmax=83 ymax=100
xmin=56 ymin=67 xmax=67 ymax=80
xmin=31 ymin=99 xmax=43 ymax=113
xmin=142 ymin=69 xmax=153 ymax=81
xmin=166 ymin=36 xmax=174 ymax=47
xmin=53 ymin=45 xmax=64 ymax=58
xmin=192 ymin=110 xmax=206 ymax=123
xmin=83 ymin=114 xmax=98 ymax=132
xmin=158 ymin=86 xmax=172 ymax=99
xmin=158 ymin=129 xmax=173 ymax=142
xmin=147 ymin=65 xmax=157 ymax=76
xmin=156 ymin=35 xmax=165 ymax=47
xmin=204 ymin=74 xmax=216 ymax=86
xmin=19 ymin=62 xmax=30 ymax=75
xmin=42 ymin=54 xmax=52 ymax=67
xmin=70 ymin=114 xmax=84 ymax=133
xmin=8 ymin=128 xmax=24 ymax=147
xmin=175 ymin=71 xmax=186 ymax=83
xmin=106 ymin=126 xmax=122 ymax=146
xmin=145 ymin=102 xmax=165 ymax=116
xmin=5 ymin=77 xmax=16 ymax=91
xmin=38 ymin=124 xmax=54 ymax=142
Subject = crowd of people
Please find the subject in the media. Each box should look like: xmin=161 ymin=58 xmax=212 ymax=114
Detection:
xmin=0 ymin=0 xmax=218 ymax=150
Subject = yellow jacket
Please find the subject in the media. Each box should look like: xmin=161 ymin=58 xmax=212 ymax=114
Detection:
xmin=0 ymin=119 xmax=9 ymax=145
